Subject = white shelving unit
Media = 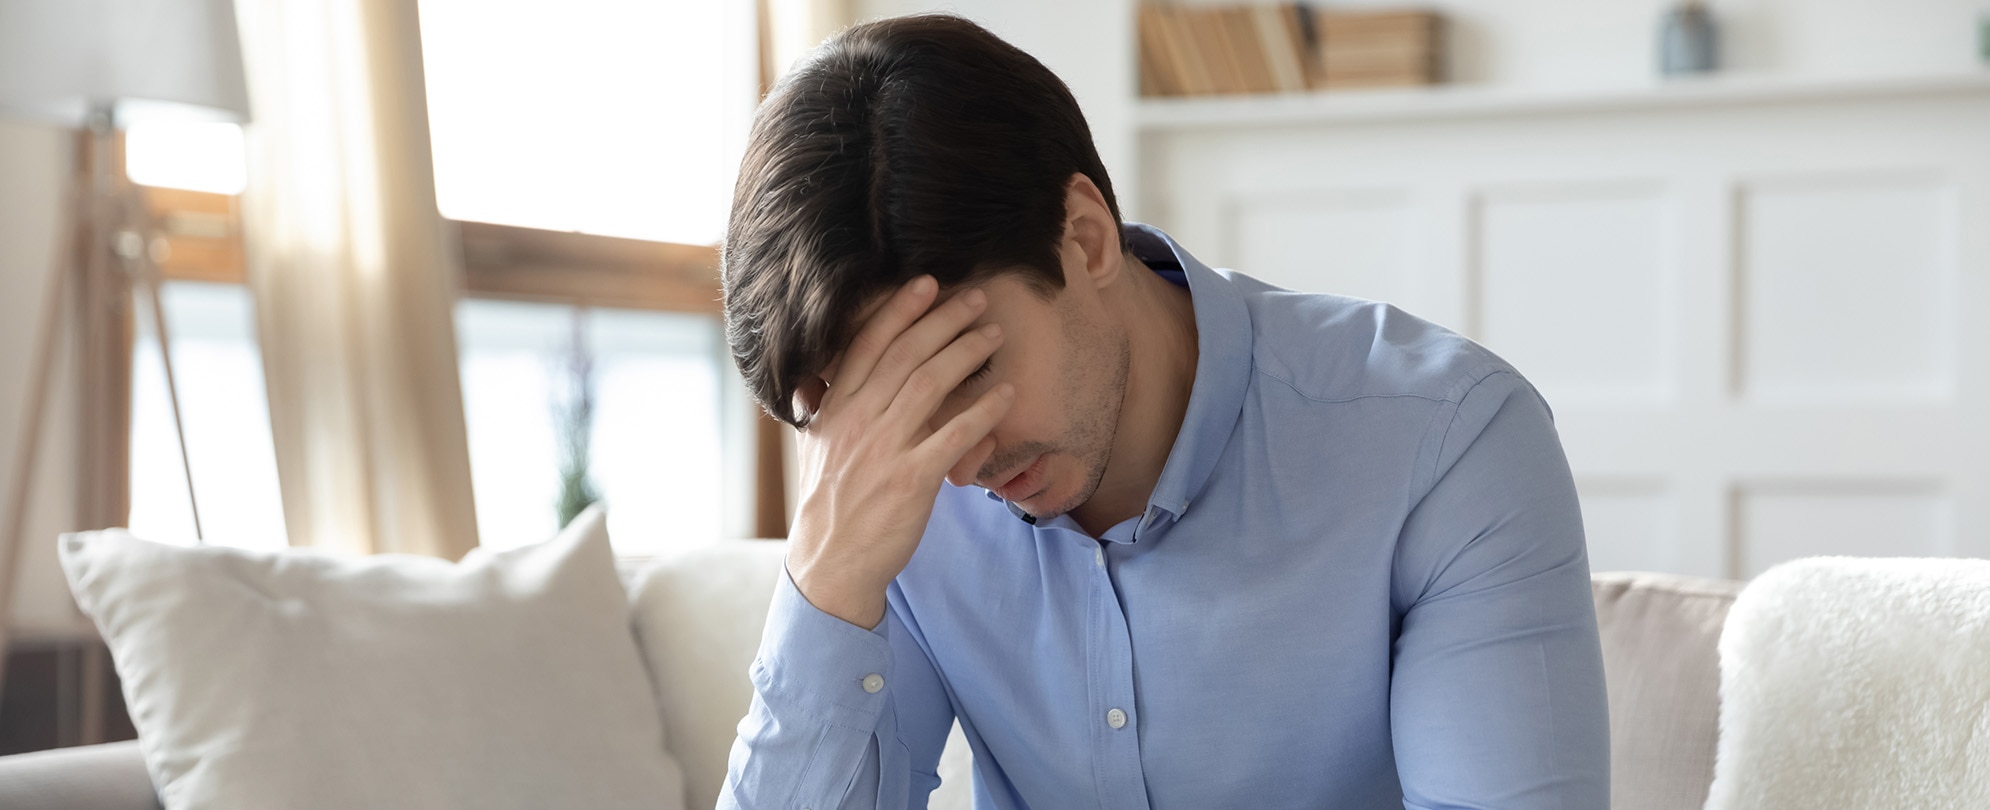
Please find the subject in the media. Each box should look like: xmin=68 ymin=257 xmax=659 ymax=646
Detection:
xmin=1133 ymin=66 xmax=1990 ymax=579
xmin=1135 ymin=69 xmax=1990 ymax=131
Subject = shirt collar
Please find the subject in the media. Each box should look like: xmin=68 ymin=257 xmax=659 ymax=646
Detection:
xmin=985 ymin=223 xmax=1255 ymax=543
xmin=1125 ymin=222 xmax=1253 ymax=534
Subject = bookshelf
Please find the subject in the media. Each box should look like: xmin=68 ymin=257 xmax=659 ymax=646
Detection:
xmin=1134 ymin=68 xmax=1990 ymax=132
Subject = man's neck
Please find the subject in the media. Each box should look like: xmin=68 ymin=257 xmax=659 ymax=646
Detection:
xmin=1069 ymin=252 xmax=1199 ymax=537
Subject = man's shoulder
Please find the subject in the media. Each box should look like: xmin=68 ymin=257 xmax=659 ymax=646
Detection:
xmin=1220 ymin=269 xmax=1512 ymax=407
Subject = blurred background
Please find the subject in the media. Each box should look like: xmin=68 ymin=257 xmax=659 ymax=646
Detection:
xmin=1 ymin=0 xmax=1986 ymax=754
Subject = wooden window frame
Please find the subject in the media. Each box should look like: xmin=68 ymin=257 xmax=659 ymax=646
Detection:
xmin=142 ymin=186 xmax=789 ymax=540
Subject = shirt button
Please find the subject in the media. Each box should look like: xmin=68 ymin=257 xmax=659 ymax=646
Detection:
xmin=1094 ymin=546 xmax=1105 ymax=567
xmin=862 ymin=673 xmax=885 ymax=694
xmin=1106 ymin=708 xmax=1127 ymax=729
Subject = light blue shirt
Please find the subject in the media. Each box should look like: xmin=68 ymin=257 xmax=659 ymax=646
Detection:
xmin=723 ymin=224 xmax=1609 ymax=809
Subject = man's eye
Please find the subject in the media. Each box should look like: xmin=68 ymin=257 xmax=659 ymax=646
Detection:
xmin=961 ymin=360 xmax=993 ymax=388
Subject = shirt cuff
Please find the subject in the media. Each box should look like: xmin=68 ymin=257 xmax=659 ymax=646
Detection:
xmin=751 ymin=564 xmax=896 ymax=730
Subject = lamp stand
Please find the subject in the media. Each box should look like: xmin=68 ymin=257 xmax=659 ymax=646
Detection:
xmin=0 ymin=106 xmax=205 ymax=716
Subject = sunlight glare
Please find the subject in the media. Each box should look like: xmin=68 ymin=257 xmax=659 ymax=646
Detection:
xmin=418 ymin=0 xmax=737 ymax=246
xmin=124 ymin=121 xmax=248 ymax=194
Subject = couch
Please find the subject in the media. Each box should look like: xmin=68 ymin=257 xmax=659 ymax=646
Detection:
xmin=0 ymin=539 xmax=1741 ymax=810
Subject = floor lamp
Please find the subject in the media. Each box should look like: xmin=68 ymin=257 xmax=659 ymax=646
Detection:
xmin=0 ymin=0 xmax=250 ymax=718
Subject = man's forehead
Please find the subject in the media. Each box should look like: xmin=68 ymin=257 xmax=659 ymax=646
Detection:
xmin=823 ymin=278 xmax=1005 ymax=380
xmin=849 ymin=279 xmax=987 ymax=331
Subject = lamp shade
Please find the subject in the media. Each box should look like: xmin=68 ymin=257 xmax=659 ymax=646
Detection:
xmin=0 ymin=0 xmax=250 ymax=126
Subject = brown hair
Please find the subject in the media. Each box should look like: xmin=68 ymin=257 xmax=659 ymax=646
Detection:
xmin=721 ymin=14 xmax=1125 ymax=427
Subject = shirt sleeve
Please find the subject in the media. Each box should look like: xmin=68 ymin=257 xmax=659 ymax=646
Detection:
xmin=720 ymin=566 xmax=958 ymax=810
xmin=1388 ymin=370 xmax=1612 ymax=810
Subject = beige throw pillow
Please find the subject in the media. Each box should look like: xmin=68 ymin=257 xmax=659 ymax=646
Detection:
xmin=1591 ymin=570 xmax=1744 ymax=810
xmin=59 ymin=506 xmax=686 ymax=810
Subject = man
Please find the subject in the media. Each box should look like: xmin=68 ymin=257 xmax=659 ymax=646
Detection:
xmin=719 ymin=14 xmax=1609 ymax=810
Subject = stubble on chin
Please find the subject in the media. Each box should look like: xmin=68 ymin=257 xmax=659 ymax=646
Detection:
xmin=1031 ymin=319 xmax=1130 ymax=520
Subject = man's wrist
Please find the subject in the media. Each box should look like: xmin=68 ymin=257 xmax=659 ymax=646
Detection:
xmin=787 ymin=558 xmax=889 ymax=630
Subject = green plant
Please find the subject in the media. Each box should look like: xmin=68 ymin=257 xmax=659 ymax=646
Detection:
xmin=552 ymin=308 xmax=600 ymax=528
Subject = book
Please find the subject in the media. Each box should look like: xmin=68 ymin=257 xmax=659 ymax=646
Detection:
xmin=1188 ymin=6 xmax=1248 ymax=94
xmin=1135 ymin=3 xmax=1443 ymax=97
xmin=1219 ymin=8 xmax=1277 ymax=94
xmin=1137 ymin=5 xmax=1183 ymax=96
xmin=1252 ymin=4 xmax=1308 ymax=94
xmin=1156 ymin=6 xmax=1215 ymax=96
xmin=1312 ymin=9 xmax=1443 ymax=88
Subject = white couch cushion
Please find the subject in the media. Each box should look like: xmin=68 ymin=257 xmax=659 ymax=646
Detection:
xmin=626 ymin=539 xmax=787 ymax=810
xmin=59 ymin=506 xmax=685 ymax=810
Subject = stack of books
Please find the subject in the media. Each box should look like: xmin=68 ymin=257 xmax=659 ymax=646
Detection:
xmin=1138 ymin=4 xmax=1312 ymax=97
xmin=1138 ymin=4 xmax=1444 ymax=97
xmin=1312 ymin=10 xmax=1442 ymax=89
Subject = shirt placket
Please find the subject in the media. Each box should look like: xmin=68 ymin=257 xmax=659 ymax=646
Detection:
xmin=1086 ymin=537 xmax=1151 ymax=810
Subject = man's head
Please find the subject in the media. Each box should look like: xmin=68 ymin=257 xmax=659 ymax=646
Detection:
xmin=723 ymin=13 xmax=1126 ymax=425
xmin=722 ymin=14 xmax=1134 ymax=517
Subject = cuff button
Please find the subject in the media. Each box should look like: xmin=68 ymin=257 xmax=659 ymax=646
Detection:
xmin=862 ymin=673 xmax=885 ymax=694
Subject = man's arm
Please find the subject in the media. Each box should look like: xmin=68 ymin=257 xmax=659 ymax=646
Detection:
xmin=721 ymin=572 xmax=956 ymax=809
xmin=1389 ymin=370 xmax=1611 ymax=810
xmin=723 ymin=275 xmax=1009 ymax=808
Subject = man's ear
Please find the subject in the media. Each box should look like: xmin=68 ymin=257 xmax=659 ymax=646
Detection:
xmin=1064 ymin=173 xmax=1121 ymax=291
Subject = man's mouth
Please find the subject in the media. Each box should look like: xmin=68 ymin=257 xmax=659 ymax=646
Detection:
xmin=990 ymin=454 xmax=1047 ymax=502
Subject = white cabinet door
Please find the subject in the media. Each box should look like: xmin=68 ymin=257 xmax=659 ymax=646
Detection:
xmin=1141 ymin=80 xmax=1990 ymax=579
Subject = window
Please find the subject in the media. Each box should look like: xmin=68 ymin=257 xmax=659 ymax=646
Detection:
xmin=123 ymin=124 xmax=282 ymax=549
xmin=456 ymin=301 xmax=734 ymax=553
xmin=117 ymin=0 xmax=777 ymax=556
xmin=422 ymin=0 xmax=768 ymax=549
xmin=416 ymin=0 xmax=758 ymax=245
xmin=123 ymin=122 xmax=246 ymax=196
xmin=128 ymin=281 xmax=285 ymax=549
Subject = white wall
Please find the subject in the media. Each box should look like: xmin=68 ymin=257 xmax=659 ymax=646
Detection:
xmin=853 ymin=0 xmax=1140 ymax=208
xmin=0 ymin=119 xmax=89 ymax=637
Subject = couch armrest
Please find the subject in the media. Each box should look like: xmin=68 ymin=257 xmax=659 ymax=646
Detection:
xmin=0 ymin=740 xmax=160 ymax=810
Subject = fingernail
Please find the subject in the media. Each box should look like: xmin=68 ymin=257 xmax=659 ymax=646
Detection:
xmin=912 ymin=275 xmax=935 ymax=294
xmin=982 ymin=322 xmax=1002 ymax=338
xmin=997 ymin=383 xmax=1015 ymax=398
xmin=964 ymin=288 xmax=986 ymax=307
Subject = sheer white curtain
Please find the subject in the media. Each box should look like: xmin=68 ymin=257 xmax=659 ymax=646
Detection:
xmin=234 ymin=0 xmax=477 ymax=558
xmin=762 ymin=0 xmax=854 ymax=87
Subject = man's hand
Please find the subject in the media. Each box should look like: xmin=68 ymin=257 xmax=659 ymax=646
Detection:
xmin=785 ymin=275 xmax=1014 ymax=629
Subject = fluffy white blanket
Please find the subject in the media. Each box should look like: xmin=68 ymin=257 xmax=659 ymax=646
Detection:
xmin=1705 ymin=556 xmax=1990 ymax=809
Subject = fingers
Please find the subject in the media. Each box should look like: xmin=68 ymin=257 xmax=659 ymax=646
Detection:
xmin=831 ymin=276 xmax=937 ymax=396
xmin=881 ymin=321 xmax=1003 ymax=431
xmin=946 ymin=434 xmax=998 ymax=488
xmin=853 ymin=287 xmax=989 ymax=409
xmin=915 ymin=382 xmax=1014 ymax=474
